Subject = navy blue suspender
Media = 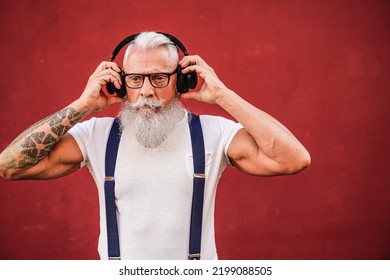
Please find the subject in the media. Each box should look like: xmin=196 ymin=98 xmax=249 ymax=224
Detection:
xmin=188 ymin=114 xmax=206 ymax=260
xmin=104 ymin=118 xmax=121 ymax=260
xmin=104 ymin=114 xmax=205 ymax=260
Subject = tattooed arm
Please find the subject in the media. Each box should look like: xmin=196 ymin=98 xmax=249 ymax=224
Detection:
xmin=0 ymin=61 xmax=123 ymax=180
xmin=0 ymin=103 xmax=86 ymax=180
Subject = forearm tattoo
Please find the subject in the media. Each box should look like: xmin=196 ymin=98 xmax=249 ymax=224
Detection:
xmin=2 ymin=107 xmax=83 ymax=169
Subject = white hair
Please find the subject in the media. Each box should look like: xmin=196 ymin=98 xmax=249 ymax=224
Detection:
xmin=124 ymin=31 xmax=179 ymax=66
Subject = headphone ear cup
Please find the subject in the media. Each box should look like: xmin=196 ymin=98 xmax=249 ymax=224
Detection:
xmin=106 ymin=82 xmax=117 ymax=94
xmin=187 ymin=71 xmax=198 ymax=90
xmin=105 ymin=73 xmax=127 ymax=98
xmin=176 ymin=65 xmax=198 ymax=93
xmin=116 ymin=83 xmax=127 ymax=98
xmin=176 ymin=65 xmax=188 ymax=93
xmin=115 ymin=75 xmax=127 ymax=98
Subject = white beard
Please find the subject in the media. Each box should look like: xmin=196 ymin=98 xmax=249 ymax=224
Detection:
xmin=118 ymin=97 xmax=186 ymax=149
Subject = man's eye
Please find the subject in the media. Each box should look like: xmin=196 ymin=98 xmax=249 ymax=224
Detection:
xmin=129 ymin=76 xmax=142 ymax=82
xmin=152 ymin=74 xmax=167 ymax=81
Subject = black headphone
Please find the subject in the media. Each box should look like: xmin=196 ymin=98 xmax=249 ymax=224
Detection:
xmin=106 ymin=32 xmax=197 ymax=98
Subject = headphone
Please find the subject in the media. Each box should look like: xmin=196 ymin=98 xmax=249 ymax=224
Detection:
xmin=106 ymin=32 xmax=197 ymax=98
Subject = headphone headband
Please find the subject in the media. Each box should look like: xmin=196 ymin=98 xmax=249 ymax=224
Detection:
xmin=110 ymin=32 xmax=189 ymax=61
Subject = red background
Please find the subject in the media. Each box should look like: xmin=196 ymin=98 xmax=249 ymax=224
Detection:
xmin=0 ymin=0 xmax=389 ymax=260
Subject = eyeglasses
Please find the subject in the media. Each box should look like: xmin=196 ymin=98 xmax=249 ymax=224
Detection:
xmin=121 ymin=67 xmax=178 ymax=89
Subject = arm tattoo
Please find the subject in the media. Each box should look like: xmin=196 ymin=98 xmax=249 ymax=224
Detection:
xmin=1 ymin=107 xmax=83 ymax=170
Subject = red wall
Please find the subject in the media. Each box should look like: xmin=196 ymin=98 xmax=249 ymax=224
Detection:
xmin=1 ymin=0 xmax=389 ymax=259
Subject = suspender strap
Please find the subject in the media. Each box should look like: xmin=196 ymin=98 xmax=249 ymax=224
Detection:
xmin=188 ymin=114 xmax=206 ymax=260
xmin=104 ymin=118 xmax=121 ymax=260
xmin=104 ymin=114 xmax=205 ymax=260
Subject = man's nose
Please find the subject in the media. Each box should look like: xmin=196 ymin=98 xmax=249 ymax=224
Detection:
xmin=139 ymin=77 xmax=155 ymax=98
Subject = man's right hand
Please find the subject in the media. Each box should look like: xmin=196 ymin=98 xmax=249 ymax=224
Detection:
xmin=77 ymin=61 xmax=124 ymax=114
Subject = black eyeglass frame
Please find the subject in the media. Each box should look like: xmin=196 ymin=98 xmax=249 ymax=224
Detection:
xmin=121 ymin=66 xmax=178 ymax=89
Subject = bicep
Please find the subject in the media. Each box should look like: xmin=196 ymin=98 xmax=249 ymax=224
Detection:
xmin=12 ymin=134 xmax=84 ymax=180
xmin=227 ymin=129 xmax=283 ymax=176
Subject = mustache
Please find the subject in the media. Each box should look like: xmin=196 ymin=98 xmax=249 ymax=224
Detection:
xmin=132 ymin=97 xmax=164 ymax=110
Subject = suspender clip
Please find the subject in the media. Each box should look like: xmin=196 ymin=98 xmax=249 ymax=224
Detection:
xmin=188 ymin=253 xmax=201 ymax=260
